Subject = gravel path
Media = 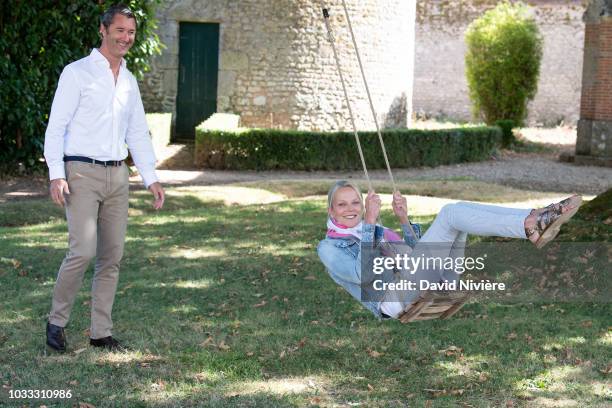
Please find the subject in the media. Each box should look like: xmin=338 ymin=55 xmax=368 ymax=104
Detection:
xmin=391 ymin=152 xmax=611 ymax=195
xmin=152 ymin=151 xmax=611 ymax=196
xmin=2 ymin=151 xmax=611 ymax=203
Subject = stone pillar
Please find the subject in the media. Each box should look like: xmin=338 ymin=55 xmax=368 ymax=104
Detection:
xmin=575 ymin=0 xmax=612 ymax=166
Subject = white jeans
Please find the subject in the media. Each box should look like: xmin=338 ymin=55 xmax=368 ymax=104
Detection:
xmin=381 ymin=201 xmax=531 ymax=317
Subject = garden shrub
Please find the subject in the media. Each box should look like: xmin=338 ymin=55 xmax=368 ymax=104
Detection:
xmin=465 ymin=2 xmax=543 ymax=126
xmin=0 ymin=1 xmax=163 ymax=173
xmin=194 ymin=127 xmax=502 ymax=170
xmin=495 ymin=119 xmax=516 ymax=147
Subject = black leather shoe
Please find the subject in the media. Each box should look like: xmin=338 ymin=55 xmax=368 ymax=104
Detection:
xmin=46 ymin=322 xmax=66 ymax=353
xmin=89 ymin=336 xmax=129 ymax=352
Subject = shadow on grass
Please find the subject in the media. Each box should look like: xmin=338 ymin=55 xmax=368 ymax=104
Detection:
xmin=0 ymin=193 xmax=609 ymax=407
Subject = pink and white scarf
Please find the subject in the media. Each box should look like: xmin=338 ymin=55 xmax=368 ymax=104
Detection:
xmin=326 ymin=218 xmax=402 ymax=242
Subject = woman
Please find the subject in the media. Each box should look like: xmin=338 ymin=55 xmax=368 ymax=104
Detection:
xmin=317 ymin=180 xmax=582 ymax=320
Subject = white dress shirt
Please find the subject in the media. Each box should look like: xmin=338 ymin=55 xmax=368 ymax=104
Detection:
xmin=44 ymin=49 xmax=158 ymax=187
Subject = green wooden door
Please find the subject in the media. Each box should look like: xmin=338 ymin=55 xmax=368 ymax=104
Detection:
xmin=175 ymin=22 xmax=219 ymax=141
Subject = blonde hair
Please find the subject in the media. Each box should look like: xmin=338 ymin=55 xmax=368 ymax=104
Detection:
xmin=327 ymin=180 xmax=364 ymax=210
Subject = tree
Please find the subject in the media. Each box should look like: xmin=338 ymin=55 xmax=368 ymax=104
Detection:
xmin=0 ymin=1 xmax=163 ymax=172
xmin=465 ymin=2 xmax=543 ymax=128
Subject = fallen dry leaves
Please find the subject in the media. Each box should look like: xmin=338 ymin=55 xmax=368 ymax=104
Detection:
xmin=438 ymin=345 xmax=463 ymax=357
xmin=0 ymin=257 xmax=21 ymax=269
xmin=200 ymin=337 xmax=213 ymax=347
xmin=599 ymin=364 xmax=612 ymax=375
xmin=478 ymin=372 xmax=490 ymax=382
xmin=199 ymin=335 xmax=231 ymax=351
xmin=279 ymin=337 xmax=307 ymax=359
xmin=150 ymin=379 xmax=166 ymax=391
xmin=424 ymin=388 xmax=465 ymax=397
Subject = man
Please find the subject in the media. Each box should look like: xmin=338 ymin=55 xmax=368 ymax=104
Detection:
xmin=43 ymin=4 xmax=165 ymax=352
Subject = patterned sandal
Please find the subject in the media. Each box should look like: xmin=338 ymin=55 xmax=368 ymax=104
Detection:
xmin=525 ymin=195 xmax=582 ymax=249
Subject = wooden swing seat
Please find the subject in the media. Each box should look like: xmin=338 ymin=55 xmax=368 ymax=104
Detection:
xmin=398 ymin=289 xmax=470 ymax=323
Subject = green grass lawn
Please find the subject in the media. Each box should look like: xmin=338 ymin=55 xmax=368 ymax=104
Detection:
xmin=0 ymin=183 xmax=609 ymax=407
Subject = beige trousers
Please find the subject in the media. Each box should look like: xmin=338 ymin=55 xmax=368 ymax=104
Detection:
xmin=48 ymin=161 xmax=129 ymax=339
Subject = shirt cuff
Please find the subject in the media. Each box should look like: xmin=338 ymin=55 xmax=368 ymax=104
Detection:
xmin=139 ymin=168 xmax=158 ymax=189
xmin=362 ymin=223 xmax=376 ymax=243
xmin=401 ymin=223 xmax=421 ymax=245
xmin=48 ymin=164 xmax=66 ymax=181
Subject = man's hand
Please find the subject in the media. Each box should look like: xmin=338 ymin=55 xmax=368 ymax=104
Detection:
xmin=148 ymin=182 xmax=165 ymax=210
xmin=392 ymin=191 xmax=409 ymax=224
xmin=50 ymin=178 xmax=70 ymax=207
xmin=364 ymin=190 xmax=381 ymax=225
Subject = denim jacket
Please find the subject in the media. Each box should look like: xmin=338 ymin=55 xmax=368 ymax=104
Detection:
xmin=317 ymin=222 xmax=422 ymax=319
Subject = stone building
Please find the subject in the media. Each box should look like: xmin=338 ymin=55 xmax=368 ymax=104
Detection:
xmin=140 ymin=0 xmax=595 ymax=140
xmin=140 ymin=0 xmax=417 ymax=140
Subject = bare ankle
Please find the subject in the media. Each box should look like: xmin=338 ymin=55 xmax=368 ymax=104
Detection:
xmin=524 ymin=209 xmax=536 ymax=231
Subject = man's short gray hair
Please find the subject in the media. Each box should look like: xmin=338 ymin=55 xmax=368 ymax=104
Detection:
xmin=100 ymin=3 xmax=137 ymax=30
xmin=327 ymin=180 xmax=363 ymax=210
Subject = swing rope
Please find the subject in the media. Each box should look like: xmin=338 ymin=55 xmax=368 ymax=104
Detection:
xmin=322 ymin=8 xmax=373 ymax=193
xmin=322 ymin=5 xmax=418 ymax=240
xmin=339 ymin=0 xmax=397 ymax=193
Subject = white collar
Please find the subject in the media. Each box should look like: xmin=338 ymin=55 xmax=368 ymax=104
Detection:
xmin=91 ymin=48 xmax=125 ymax=70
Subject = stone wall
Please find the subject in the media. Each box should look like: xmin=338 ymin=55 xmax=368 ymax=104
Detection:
xmin=139 ymin=0 xmax=416 ymax=133
xmin=413 ymin=0 xmax=586 ymax=126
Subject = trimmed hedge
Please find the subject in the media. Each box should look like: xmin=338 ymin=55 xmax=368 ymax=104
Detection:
xmin=194 ymin=127 xmax=502 ymax=170
xmin=495 ymin=119 xmax=516 ymax=147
